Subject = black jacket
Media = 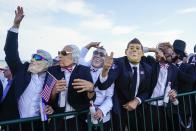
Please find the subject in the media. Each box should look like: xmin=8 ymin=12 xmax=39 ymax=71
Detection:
xmin=46 ymin=65 xmax=93 ymax=113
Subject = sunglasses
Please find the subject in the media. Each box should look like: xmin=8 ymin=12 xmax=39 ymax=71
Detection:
xmin=58 ymin=50 xmax=72 ymax=56
xmin=93 ymin=50 xmax=106 ymax=57
xmin=32 ymin=54 xmax=48 ymax=61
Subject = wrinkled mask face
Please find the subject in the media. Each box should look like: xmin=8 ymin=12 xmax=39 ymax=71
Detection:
xmin=163 ymin=48 xmax=175 ymax=63
xmin=58 ymin=46 xmax=73 ymax=67
xmin=126 ymin=44 xmax=143 ymax=64
xmin=28 ymin=54 xmax=49 ymax=74
xmin=91 ymin=48 xmax=106 ymax=68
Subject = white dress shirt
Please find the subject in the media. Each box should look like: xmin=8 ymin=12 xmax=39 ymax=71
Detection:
xmin=151 ymin=65 xmax=168 ymax=106
xmin=58 ymin=66 xmax=76 ymax=119
xmin=129 ymin=63 xmax=139 ymax=94
xmin=176 ymin=61 xmax=183 ymax=67
xmin=79 ymin=47 xmax=114 ymax=123
xmin=18 ymin=73 xmax=46 ymax=118
xmin=9 ymin=27 xmax=19 ymax=33
xmin=79 ymin=47 xmax=91 ymax=67
xmin=90 ymin=67 xmax=114 ymax=123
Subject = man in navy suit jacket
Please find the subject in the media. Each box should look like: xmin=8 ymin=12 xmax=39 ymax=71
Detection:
xmin=96 ymin=38 xmax=153 ymax=131
xmin=142 ymin=42 xmax=194 ymax=131
xmin=171 ymin=40 xmax=195 ymax=131
xmin=47 ymin=44 xmax=94 ymax=131
xmin=1 ymin=6 xmax=54 ymax=131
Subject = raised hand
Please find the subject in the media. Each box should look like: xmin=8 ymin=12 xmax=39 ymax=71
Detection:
xmin=102 ymin=52 xmax=114 ymax=77
xmin=155 ymin=49 xmax=166 ymax=61
xmin=13 ymin=6 xmax=24 ymax=28
xmin=85 ymin=42 xmax=101 ymax=50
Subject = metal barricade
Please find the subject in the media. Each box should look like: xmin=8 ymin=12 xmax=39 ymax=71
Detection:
xmin=0 ymin=91 xmax=196 ymax=131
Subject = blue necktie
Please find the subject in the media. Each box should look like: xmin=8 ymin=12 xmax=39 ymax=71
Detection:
xmin=132 ymin=67 xmax=137 ymax=96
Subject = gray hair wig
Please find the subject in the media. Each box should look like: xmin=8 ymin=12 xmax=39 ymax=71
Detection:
xmin=67 ymin=44 xmax=80 ymax=64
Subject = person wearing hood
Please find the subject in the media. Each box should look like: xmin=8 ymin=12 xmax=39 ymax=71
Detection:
xmin=171 ymin=39 xmax=194 ymax=131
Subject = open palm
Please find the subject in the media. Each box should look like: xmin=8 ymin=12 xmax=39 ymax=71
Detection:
xmin=14 ymin=6 xmax=24 ymax=26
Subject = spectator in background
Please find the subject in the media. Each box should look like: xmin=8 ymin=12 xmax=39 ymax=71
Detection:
xmin=172 ymin=40 xmax=194 ymax=130
xmin=0 ymin=68 xmax=5 ymax=100
xmin=79 ymin=42 xmax=114 ymax=131
xmin=0 ymin=80 xmax=2 ymax=101
xmin=0 ymin=67 xmax=7 ymax=89
xmin=0 ymin=66 xmax=12 ymax=103
xmin=188 ymin=44 xmax=196 ymax=130
xmin=188 ymin=44 xmax=196 ymax=65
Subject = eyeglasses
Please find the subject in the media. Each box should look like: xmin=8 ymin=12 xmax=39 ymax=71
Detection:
xmin=32 ymin=54 xmax=48 ymax=61
xmin=58 ymin=50 xmax=72 ymax=56
xmin=93 ymin=50 xmax=106 ymax=57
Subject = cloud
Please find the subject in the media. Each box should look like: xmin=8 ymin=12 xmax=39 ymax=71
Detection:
xmin=80 ymin=14 xmax=113 ymax=30
xmin=0 ymin=0 xmax=94 ymax=58
xmin=0 ymin=0 xmax=94 ymax=16
xmin=178 ymin=7 xmax=196 ymax=14
xmin=111 ymin=26 xmax=139 ymax=35
xmin=139 ymin=30 xmax=184 ymax=41
xmin=59 ymin=0 xmax=94 ymax=16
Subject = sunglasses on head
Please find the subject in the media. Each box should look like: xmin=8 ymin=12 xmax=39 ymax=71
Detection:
xmin=93 ymin=50 xmax=106 ymax=57
xmin=32 ymin=54 xmax=48 ymax=61
xmin=58 ymin=50 xmax=72 ymax=56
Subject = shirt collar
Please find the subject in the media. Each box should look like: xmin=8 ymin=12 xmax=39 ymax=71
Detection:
xmin=61 ymin=65 xmax=76 ymax=72
xmin=129 ymin=62 xmax=139 ymax=69
xmin=90 ymin=65 xmax=102 ymax=72
xmin=177 ymin=61 xmax=183 ymax=66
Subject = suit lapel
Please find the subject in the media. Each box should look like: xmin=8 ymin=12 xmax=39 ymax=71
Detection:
xmin=56 ymin=66 xmax=65 ymax=80
xmin=139 ymin=64 xmax=145 ymax=86
xmin=125 ymin=57 xmax=133 ymax=79
xmin=69 ymin=65 xmax=78 ymax=87
xmin=124 ymin=57 xmax=135 ymax=97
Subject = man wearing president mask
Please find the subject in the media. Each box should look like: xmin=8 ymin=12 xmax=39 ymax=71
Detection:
xmin=96 ymin=38 xmax=152 ymax=131
xmin=2 ymin=6 xmax=54 ymax=130
xmin=142 ymin=42 xmax=194 ymax=131
xmin=79 ymin=42 xmax=114 ymax=131
xmin=46 ymin=43 xmax=94 ymax=131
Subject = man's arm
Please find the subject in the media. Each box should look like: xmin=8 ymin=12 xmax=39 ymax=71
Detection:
xmin=95 ymin=52 xmax=118 ymax=90
xmin=97 ymin=83 xmax=114 ymax=117
xmin=79 ymin=42 xmax=100 ymax=66
xmin=4 ymin=6 xmax=24 ymax=76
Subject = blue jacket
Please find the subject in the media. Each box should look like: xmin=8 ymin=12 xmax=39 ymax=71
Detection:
xmin=1 ymin=31 xmax=32 ymax=121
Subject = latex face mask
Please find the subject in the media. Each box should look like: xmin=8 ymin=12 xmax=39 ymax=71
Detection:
xmin=126 ymin=44 xmax=143 ymax=64
xmin=91 ymin=48 xmax=106 ymax=68
xmin=28 ymin=54 xmax=49 ymax=74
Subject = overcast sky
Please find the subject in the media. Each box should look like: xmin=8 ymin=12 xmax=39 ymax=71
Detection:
xmin=0 ymin=0 xmax=196 ymax=60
